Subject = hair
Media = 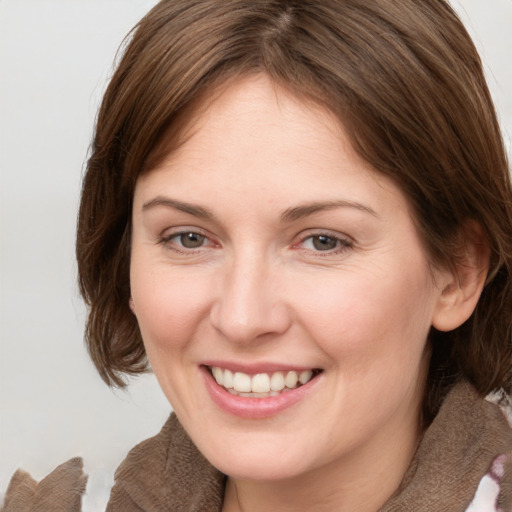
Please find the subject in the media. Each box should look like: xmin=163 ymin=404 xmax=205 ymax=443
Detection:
xmin=77 ymin=0 xmax=512 ymax=423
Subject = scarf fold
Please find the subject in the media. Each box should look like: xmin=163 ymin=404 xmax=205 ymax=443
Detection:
xmin=2 ymin=381 xmax=511 ymax=511
xmin=106 ymin=413 xmax=225 ymax=512
xmin=1 ymin=458 xmax=87 ymax=512
xmin=380 ymin=382 xmax=512 ymax=511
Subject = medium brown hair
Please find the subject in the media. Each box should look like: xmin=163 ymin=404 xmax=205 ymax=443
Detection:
xmin=77 ymin=0 xmax=512 ymax=422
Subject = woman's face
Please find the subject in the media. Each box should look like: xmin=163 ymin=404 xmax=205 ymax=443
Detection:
xmin=130 ymin=74 xmax=448 ymax=482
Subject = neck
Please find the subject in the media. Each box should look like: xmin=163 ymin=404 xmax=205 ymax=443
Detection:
xmin=222 ymin=415 xmax=422 ymax=512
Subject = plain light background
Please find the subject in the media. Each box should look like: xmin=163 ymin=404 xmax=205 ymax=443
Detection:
xmin=1 ymin=1 xmax=511 ymax=510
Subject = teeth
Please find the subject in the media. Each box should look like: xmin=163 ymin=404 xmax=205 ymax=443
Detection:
xmin=223 ymin=369 xmax=234 ymax=389
xmin=212 ymin=367 xmax=223 ymax=385
xmin=270 ymin=372 xmax=285 ymax=391
xmin=299 ymin=370 xmax=313 ymax=384
xmin=284 ymin=371 xmax=298 ymax=388
xmin=252 ymin=373 xmax=270 ymax=393
xmin=233 ymin=372 xmax=251 ymax=392
xmin=210 ymin=367 xmax=317 ymax=397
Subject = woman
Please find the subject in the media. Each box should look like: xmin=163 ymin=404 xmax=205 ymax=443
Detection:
xmin=3 ymin=0 xmax=511 ymax=510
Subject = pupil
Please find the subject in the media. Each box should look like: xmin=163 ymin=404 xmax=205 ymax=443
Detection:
xmin=313 ymin=235 xmax=337 ymax=251
xmin=181 ymin=232 xmax=205 ymax=248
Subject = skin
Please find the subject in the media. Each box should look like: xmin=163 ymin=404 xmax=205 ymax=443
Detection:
xmin=129 ymin=74 xmax=483 ymax=511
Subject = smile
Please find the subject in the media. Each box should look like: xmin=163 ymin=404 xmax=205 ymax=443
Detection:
xmin=209 ymin=366 xmax=320 ymax=398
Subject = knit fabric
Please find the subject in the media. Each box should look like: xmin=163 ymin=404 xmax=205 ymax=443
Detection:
xmin=1 ymin=458 xmax=87 ymax=512
xmin=379 ymin=383 xmax=512 ymax=512
xmin=2 ymin=382 xmax=511 ymax=511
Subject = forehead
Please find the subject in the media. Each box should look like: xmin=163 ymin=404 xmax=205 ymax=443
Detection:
xmin=134 ymin=73 xmax=409 ymax=220
xmin=154 ymin=75 xmax=347 ymax=167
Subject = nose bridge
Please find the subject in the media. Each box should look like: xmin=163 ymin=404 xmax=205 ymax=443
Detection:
xmin=210 ymin=245 xmax=290 ymax=343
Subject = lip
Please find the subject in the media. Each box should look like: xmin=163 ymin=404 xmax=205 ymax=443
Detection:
xmin=201 ymin=365 xmax=322 ymax=419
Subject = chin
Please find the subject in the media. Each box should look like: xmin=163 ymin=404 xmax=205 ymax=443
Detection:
xmin=193 ymin=428 xmax=316 ymax=481
xmin=213 ymin=452 xmax=310 ymax=482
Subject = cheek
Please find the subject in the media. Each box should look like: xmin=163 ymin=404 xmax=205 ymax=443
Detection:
xmin=130 ymin=264 xmax=213 ymax=357
xmin=129 ymin=264 xmax=217 ymax=413
xmin=292 ymin=263 xmax=436 ymax=375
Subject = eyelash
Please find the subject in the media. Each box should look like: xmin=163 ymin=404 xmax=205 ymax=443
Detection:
xmin=158 ymin=229 xmax=214 ymax=255
xmin=297 ymin=233 xmax=353 ymax=254
xmin=158 ymin=229 xmax=353 ymax=256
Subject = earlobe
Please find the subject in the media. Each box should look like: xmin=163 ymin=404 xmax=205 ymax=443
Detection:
xmin=431 ymin=222 xmax=490 ymax=332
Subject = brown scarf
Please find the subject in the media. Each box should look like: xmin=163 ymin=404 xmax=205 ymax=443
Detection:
xmin=2 ymin=382 xmax=511 ymax=512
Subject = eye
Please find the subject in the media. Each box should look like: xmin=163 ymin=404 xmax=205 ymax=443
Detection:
xmin=299 ymin=233 xmax=352 ymax=253
xmin=175 ymin=232 xmax=206 ymax=249
xmin=309 ymin=235 xmax=338 ymax=251
xmin=160 ymin=230 xmax=213 ymax=251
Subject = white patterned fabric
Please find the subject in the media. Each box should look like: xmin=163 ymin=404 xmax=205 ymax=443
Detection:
xmin=466 ymin=455 xmax=507 ymax=512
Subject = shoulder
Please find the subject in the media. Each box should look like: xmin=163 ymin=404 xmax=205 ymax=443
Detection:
xmin=1 ymin=414 xmax=224 ymax=512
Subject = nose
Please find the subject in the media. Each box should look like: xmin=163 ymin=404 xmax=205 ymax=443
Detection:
xmin=209 ymin=250 xmax=291 ymax=344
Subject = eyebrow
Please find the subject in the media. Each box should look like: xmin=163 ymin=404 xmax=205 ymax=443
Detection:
xmin=142 ymin=197 xmax=214 ymax=219
xmin=280 ymin=200 xmax=379 ymax=222
xmin=142 ymin=196 xmax=379 ymax=222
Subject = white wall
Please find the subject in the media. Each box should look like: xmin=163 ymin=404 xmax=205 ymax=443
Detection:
xmin=1 ymin=1 xmax=511 ymax=510
xmin=0 ymin=2 xmax=167 ymax=510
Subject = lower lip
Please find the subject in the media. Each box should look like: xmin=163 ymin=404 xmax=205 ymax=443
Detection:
xmin=201 ymin=366 xmax=321 ymax=419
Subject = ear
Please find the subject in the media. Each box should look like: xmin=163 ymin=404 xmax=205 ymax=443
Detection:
xmin=129 ymin=297 xmax=136 ymax=314
xmin=432 ymin=221 xmax=490 ymax=332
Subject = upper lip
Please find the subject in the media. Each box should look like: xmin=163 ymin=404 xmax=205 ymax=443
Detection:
xmin=201 ymin=361 xmax=321 ymax=374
